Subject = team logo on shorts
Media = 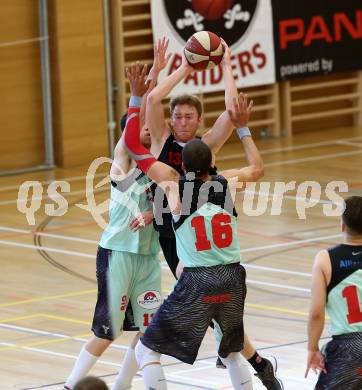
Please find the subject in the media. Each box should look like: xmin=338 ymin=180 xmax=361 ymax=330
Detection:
xmin=162 ymin=0 xmax=258 ymax=47
xmin=137 ymin=291 xmax=162 ymax=309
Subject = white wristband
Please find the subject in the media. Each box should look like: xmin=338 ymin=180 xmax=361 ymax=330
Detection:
xmin=236 ymin=127 xmax=251 ymax=140
xmin=129 ymin=96 xmax=142 ymax=108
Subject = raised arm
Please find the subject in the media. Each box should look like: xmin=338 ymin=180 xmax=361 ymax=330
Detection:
xmin=111 ymin=62 xmax=149 ymax=178
xmin=220 ymin=93 xmax=264 ymax=188
xmin=146 ymin=52 xmax=193 ymax=155
xmin=202 ymin=41 xmax=238 ymax=154
xmin=111 ymin=39 xmax=171 ymax=177
xmin=123 ymin=106 xmax=180 ymax=213
xmin=305 ymin=250 xmax=330 ymax=378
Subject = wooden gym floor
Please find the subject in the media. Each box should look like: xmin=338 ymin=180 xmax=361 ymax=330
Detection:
xmin=1 ymin=126 xmax=362 ymax=390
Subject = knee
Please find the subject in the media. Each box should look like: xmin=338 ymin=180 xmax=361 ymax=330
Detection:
xmin=135 ymin=340 xmax=161 ymax=369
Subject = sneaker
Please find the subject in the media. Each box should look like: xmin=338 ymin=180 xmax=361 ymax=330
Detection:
xmin=255 ymin=357 xmax=284 ymax=390
xmin=216 ymin=356 xmax=227 ymax=369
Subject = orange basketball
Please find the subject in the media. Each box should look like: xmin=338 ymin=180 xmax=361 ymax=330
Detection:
xmin=192 ymin=0 xmax=234 ymax=21
xmin=184 ymin=31 xmax=224 ymax=71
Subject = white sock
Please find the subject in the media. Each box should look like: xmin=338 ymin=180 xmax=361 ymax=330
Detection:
xmin=134 ymin=341 xmax=167 ymax=390
xmin=111 ymin=346 xmax=139 ymax=390
xmin=220 ymin=353 xmax=253 ymax=390
xmin=64 ymin=346 xmax=98 ymax=389
xmin=142 ymin=364 xmax=167 ymax=390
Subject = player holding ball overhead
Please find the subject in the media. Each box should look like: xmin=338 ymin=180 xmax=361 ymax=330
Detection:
xmin=184 ymin=31 xmax=225 ymax=70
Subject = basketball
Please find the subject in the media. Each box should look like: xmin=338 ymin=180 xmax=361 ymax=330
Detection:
xmin=184 ymin=31 xmax=224 ymax=71
xmin=191 ymin=0 xmax=234 ymax=21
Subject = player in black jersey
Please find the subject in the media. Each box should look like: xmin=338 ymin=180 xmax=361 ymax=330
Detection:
xmin=124 ymin=95 xmax=255 ymax=389
xmin=146 ymin=43 xmax=283 ymax=390
xmin=306 ymin=196 xmax=362 ymax=389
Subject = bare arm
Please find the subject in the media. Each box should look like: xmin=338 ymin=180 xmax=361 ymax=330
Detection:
xmin=202 ymin=42 xmax=238 ymax=154
xmin=112 ymin=39 xmax=171 ymax=177
xmin=220 ymin=94 xmax=264 ymax=188
xmin=146 ymin=53 xmax=193 ymax=155
xmin=123 ymin=106 xmax=181 ymax=213
xmin=142 ymin=38 xmax=171 ymax=127
xmin=111 ymin=62 xmax=149 ymax=178
xmin=305 ymin=250 xmax=331 ymax=377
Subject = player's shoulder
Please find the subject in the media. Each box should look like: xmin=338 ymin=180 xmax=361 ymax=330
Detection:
xmin=313 ymin=249 xmax=331 ymax=273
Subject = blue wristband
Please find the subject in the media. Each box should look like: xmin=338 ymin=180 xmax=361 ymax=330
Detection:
xmin=236 ymin=127 xmax=251 ymax=140
xmin=129 ymin=96 xmax=142 ymax=108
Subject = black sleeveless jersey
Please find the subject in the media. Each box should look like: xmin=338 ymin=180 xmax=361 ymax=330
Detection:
xmin=173 ymin=174 xmax=238 ymax=231
xmin=154 ymin=134 xmax=217 ymax=238
xmin=327 ymin=244 xmax=362 ymax=295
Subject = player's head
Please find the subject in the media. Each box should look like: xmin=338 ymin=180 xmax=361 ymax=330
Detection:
xmin=73 ymin=376 xmax=108 ymax=390
xmin=182 ymin=139 xmax=212 ymax=177
xmin=342 ymin=196 xmax=362 ymax=236
xmin=169 ymin=94 xmax=202 ymax=143
xmin=121 ymin=112 xmax=151 ymax=149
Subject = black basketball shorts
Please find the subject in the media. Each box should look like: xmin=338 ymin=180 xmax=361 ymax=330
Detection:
xmin=315 ymin=332 xmax=362 ymax=390
xmin=141 ymin=262 xmax=246 ymax=364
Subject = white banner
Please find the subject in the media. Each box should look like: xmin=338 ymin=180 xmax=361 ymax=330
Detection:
xmin=151 ymin=0 xmax=276 ymax=96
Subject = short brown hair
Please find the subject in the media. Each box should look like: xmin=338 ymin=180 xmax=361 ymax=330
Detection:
xmin=169 ymin=94 xmax=202 ymax=117
xmin=342 ymin=196 xmax=362 ymax=235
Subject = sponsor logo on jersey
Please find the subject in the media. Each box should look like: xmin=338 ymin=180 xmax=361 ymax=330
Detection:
xmin=137 ymin=291 xmax=162 ymax=309
xmin=352 ymin=251 xmax=362 ymax=256
xmin=340 ymin=259 xmax=362 ymax=269
xmin=203 ymin=293 xmax=232 ymax=304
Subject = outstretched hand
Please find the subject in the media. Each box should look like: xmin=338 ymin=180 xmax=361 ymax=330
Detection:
xmin=227 ymin=92 xmax=253 ymax=128
xmin=220 ymin=38 xmax=231 ymax=66
xmin=126 ymin=62 xmax=150 ymax=97
xmin=153 ymin=37 xmax=172 ymax=73
xmin=305 ymin=350 xmax=327 ymax=378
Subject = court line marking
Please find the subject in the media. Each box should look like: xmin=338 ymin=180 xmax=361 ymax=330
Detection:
xmin=240 ymin=233 xmax=342 ymax=253
xmin=0 ymin=173 xmax=106 ymax=193
xmin=244 ymin=264 xmax=311 ymax=277
xmin=0 ymin=231 xmax=340 ymax=301
xmin=265 ymin=149 xmax=362 ymax=167
xmin=336 ymin=140 xmax=362 ymax=147
xmin=0 ymin=314 xmax=43 ymax=323
xmin=0 ymin=323 xmax=128 ymax=352
xmin=0 ymin=226 xmax=98 ymax=244
xmin=245 ymin=303 xmax=309 ymax=317
xmin=1 ymin=140 xmax=362 ymax=206
xmin=0 ymin=303 xmax=312 ymax=353
xmin=0 ymin=231 xmax=341 ymax=261
xmin=1 ymin=134 xmax=360 ymax=193
xmin=0 ymin=239 xmax=94 ymax=258
xmin=17 ymin=344 xmax=307 ymax=390
xmin=0 ymin=289 xmax=96 ymax=308
xmin=0 ymin=187 xmax=107 ymax=206
xmin=218 ymin=135 xmax=362 ymax=161
xmin=247 ymin=279 xmax=309 ymax=292
xmin=0 ymin=331 xmax=93 ymax=351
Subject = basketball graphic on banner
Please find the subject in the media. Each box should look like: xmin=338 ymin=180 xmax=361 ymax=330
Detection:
xmin=191 ymin=0 xmax=234 ymax=21
xmin=184 ymin=31 xmax=224 ymax=70
xmin=162 ymin=0 xmax=258 ymax=47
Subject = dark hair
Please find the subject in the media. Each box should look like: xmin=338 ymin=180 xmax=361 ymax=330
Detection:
xmin=73 ymin=376 xmax=108 ymax=390
xmin=169 ymin=94 xmax=202 ymax=117
xmin=182 ymin=139 xmax=212 ymax=176
xmin=342 ymin=196 xmax=362 ymax=235
xmin=120 ymin=113 xmax=127 ymax=131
